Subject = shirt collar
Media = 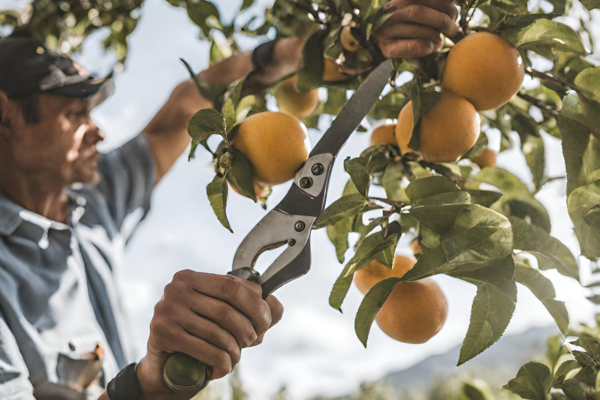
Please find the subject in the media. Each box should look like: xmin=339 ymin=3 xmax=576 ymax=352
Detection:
xmin=0 ymin=188 xmax=87 ymax=240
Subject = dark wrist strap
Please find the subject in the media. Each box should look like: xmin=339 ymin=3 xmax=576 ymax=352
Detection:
xmin=251 ymin=39 xmax=279 ymax=73
xmin=107 ymin=363 xmax=143 ymax=400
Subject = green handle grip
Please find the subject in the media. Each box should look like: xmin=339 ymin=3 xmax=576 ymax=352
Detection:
xmin=163 ymin=267 xmax=260 ymax=393
xmin=163 ymin=352 xmax=211 ymax=392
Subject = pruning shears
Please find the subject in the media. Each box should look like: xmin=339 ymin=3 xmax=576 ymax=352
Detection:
xmin=163 ymin=58 xmax=394 ymax=393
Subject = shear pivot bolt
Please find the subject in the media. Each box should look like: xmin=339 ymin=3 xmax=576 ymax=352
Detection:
xmin=299 ymin=177 xmax=313 ymax=189
xmin=294 ymin=221 xmax=306 ymax=232
xmin=288 ymin=239 xmax=296 ymax=246
xmin=311 ymin=163 xmax=324 ymax=176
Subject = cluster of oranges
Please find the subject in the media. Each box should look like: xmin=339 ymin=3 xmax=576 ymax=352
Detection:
xmin=378 ymin=32 xmax=524 ymax=165
xmin=226 ymin=31 xmax=525 ymax=344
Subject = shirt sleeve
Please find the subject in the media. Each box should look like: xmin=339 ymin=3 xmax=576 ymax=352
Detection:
xmin=0 ymin=314 xmax=35 ymax=400
xmin=94 ymin=134 xmax=156 ymax=231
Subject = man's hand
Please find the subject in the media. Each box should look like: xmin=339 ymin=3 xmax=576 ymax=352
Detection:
xmin=136 ymin=271 xmax=284 ymax=400
xmin=372 ymin=0 xmax=460 ymax=59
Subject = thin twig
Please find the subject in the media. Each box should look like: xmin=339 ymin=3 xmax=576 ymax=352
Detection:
xmin=528 ymin=69 xmax=581 ymax=93
xmin=517 ymin=92 xmax=559 ymax=117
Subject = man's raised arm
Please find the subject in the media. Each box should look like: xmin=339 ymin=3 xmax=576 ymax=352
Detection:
xmin=141 ymin=38 xmax=305 ymax=185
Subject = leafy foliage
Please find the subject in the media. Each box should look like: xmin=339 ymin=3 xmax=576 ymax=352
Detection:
xmin=0 ymin=0 xmax=145 ymax=69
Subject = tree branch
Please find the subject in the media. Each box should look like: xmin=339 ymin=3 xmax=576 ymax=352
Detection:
xmin=527 ymin=69 xmax=581 ymax=93
xmin=517 ymin=92 xmax=559 ymax=118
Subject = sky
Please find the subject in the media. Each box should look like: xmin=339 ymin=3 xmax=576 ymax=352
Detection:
xmin=2 ymin=0 xmax=600 ymax=399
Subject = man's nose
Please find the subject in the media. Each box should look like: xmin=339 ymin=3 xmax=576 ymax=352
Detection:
xmin=85 ymin=118 xmax=105 ymax=144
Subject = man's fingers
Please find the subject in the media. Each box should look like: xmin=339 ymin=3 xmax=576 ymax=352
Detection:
xmin=178 ymin=309 xmax=242 ymax=367
xmin=186 ymin=292 xmax=259 ymax=348
xmin=387 ymin=4 xmax=459 ymax=38
xmin=374 ymin=22 xmax=443 ymax=45
xmin=169 ymin=327 xmax=235 ymax=380
xmin=265 ymin=295 xmax=284 ymax=327
xmin=378 ymin=38 xmax=436 ymax=59
xmin=174 ymin=271 xmax=272 ymax=337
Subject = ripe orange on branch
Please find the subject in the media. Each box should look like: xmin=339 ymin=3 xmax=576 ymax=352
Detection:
xmin=323 ymin=58 xmax=352 ymax=82
xmin=232 ymin=112 xmax=310 ymax=186
xmin=442 ymin=32 xmax=525 ymax=111
xmin=354 ymin=256 xmax=416 ymax=295
xmin=354 ymin=255 xmax=448 ymax=344
xmin=275 ymin=76 xmax=319 ymax=118
xmin=395 ymin=92 xmax=480 ymax=163
xmin=376 ymin=278 xmax=448 ymax=344
xmin=472 ymin=148 xmax=497 ymax=168
xmin=370 ymin=124 xmax=398 ymax=147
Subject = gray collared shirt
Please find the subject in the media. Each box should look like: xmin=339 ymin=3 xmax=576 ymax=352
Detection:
xmin=0 ymin=134 xmax=155 ymax=399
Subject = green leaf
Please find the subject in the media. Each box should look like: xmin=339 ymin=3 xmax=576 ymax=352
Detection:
xmin=581 ymin=0 xmax=600 ymax=10
xmin=354 ymin=277 xmax=401 ymax=347
xmin=369 ymin=84 xmax=411 ymax=120
xmin=314 ymin=194 xmax=374 ymax=229
xmin=382 ymin=162 xmax=410 ymax=203
xmin=511 ymin=216 xmax=580 ymax=280
xmin=408 ymin=83 xmax=440 ymax=151
xmin=226 ymin=148 xmax=256 ymax=202
xmin=463 ymin=381 xmax=494 ymax=400
xmin=413 ymin=191 xmax=471 ymax=207
xmin=329 ymin=224 xmax=401 ymax=312
xmin=188 ymin=108 xmax=227 ymax=143
xmin=467 ymin=190 xmax=504 ymax=208
xmin=515 ymin=262 xmax=569 ymax=335
xmin=344 ymin=231 xmax=402 ymax=277
xmin=207 ymin=174 xmax=232 ymax=233
xmin=572 ymin=337 xmax=600 ymax=360
xmin=522 ymin=135 xmax=546 ymax=193
xmin=561 ymin=379 xmax=587 ymax=400
xmin=404 ymin=205 xmax=513 ymax=281
xmin=504 ymin=362 xmax=553 ymax=400
xmin=186 ymin=0 xmax=221 ymax=38
xmin=554 ymin=359 xmax=580 ymax=386
xmin=344 ymin=158 xmax=370 ymax=198
xmin=323 ymin=88 xmax=347 ymax=115
xmin=451 ymin=256 xmax=517 ymax=365
xmin=475 ymin=167 xmax=551 ymax=232
xmin=327 ymin=218 xmax=352 ymax=263
xmin=296 ymin=32 xmax=326 ymax=93
xmin=405 ymin=176 xmax=461 ymax=203
xmin=502 ymin=19 xmax=588 ymax=61
xmin=222 ymin=98 xmax=236 ymax=124
xmin=574 ymin=67 xmax=600 ymax=104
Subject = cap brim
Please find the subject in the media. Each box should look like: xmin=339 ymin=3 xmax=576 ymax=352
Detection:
xmin=46 ymin=77 xmax=107 ymax=98
xmin=47 ymin=78 xmax=114 ymax=110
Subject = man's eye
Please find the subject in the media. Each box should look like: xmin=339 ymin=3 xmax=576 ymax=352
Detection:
xmin=68 ymin=110 xmax=88 ymax=119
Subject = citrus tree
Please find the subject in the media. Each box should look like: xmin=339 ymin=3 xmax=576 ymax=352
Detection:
xmin=0 ymin=0 xmax=145 ymax=70
xmin=172 ymin=0 xmax=600 ymax=376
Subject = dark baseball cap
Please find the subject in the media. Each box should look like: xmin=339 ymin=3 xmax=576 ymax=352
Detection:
xmin=0 ymin=37 xmax=113 ymax=108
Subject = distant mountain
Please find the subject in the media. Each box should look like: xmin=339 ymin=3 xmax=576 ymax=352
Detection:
xmin=382 ymin=326 xmax=556 ymax=396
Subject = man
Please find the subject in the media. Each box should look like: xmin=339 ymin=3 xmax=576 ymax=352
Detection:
xmin=0 ymin=1 xmax=459 ymax=399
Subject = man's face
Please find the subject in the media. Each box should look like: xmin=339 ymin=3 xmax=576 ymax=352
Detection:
xmin=5 ymin=93 xmax=105 ymax=186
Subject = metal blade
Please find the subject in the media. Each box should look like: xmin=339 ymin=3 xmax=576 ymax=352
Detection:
xmin=310 ymin=59 xmax=393 ymax=157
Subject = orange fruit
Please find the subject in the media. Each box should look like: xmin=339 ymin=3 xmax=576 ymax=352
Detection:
xmin=370 ymin=124 xmax=398 ymax=147
xmin=322 ymin=59 xmax=352 ymax=82
xmin=275 ymin=76 xmax=319 ymax=118
xmin=441 ymin=32 xmax=525 ymax=111
xmin=341 ymin=26 xmax=360 ymax=52
xmin=395 ymin=92 xmax=480 ymax=163
xmin=376 ymin=279 xmax=448 ymax=344
xmin=472 ymin=148 xmax=497 ymax=168
xmin=410 ymin=239 xmax=424 ymax=254
xmin=232 ymin=112 xmax=310 ymax=186
xmin=354 ymin=256 xmax=416 ymax=295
